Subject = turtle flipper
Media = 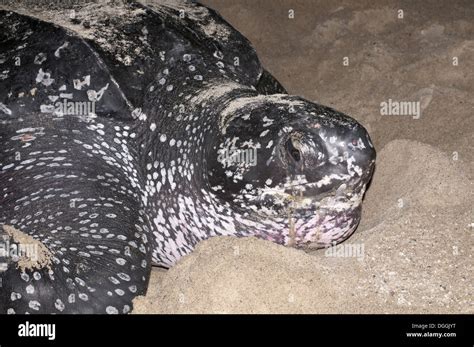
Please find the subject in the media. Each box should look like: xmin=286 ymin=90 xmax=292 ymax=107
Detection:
xmin=256 ymin=68 xmax=287 ymax=95
xmin=0 ymin=114 xmax=151 ymax=314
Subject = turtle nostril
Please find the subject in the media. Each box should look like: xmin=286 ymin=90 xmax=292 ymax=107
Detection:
xmin=285 ymin=138 xmax=301 ymax=162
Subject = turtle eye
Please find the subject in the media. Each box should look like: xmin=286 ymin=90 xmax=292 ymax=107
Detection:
xmin=285 ymin=138 xmax=301 ymax=162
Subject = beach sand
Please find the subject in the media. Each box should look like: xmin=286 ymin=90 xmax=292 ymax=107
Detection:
xmin=133 ymin=0 xmax=473 ymax=313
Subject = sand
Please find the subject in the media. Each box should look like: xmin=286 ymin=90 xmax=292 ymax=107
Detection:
xmin=133 ymin=0 xmax=473 ymax=313
xmin=2 ymin=225 xmax=53 ymax=272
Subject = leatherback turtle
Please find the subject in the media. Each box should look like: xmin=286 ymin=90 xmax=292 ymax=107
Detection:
xmin=0 ymin=1 xmax=375 ymax=314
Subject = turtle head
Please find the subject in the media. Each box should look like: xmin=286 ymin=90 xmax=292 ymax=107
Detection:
xmin=207 ymin=94 xmax=375 ymax=249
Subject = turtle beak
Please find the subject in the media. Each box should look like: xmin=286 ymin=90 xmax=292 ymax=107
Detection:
xmin=327 ymin=123 xmax=376 ymax=194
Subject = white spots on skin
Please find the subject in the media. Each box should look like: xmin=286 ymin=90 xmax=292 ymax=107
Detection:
xmin=34 ymin=52 xmax=47 ymax=65
xmin=109 ymin=276 xmax=120 ymax=285
xmin=117 ymin=273 xmax=131 ymax=281
xmin=54 ymin=41 xmax=69 ymax=58
xmin=78 ymin=293 xmax=89 ymax=301
xmin=0 ymin=69 xmax=9 ymax=81
xmin=346 ymin=155 xmax=363 ymax=176
xmin=0 ymin=102 xmax=12 ymax=115
xmin=106 ymin=306 xmax=119 ymax=314
xmin=28 ymin=300 xmax=41 ymax=311
xmin=140 ymin=26 xmax=149 ymax=43
xmin=73 ymin=75 xmax=90 ymax=90
xmin=59 ymin=93 xmax=73 ymax=100
xmin=40 ymin=105 xmax=55 ymax=113
xmin=315 ymin=173 xmax=351 ymax=188
xmin=213 ymin=50 xmax=224 ymax=59
xmin=55 ymin=299 xmax=65 ymax=311
xmin=348 ymin=137 xmax=367 ymax=151
xmin=35 ymin=68 xmax=54 ymax=86
xmin=262 ymin=116 xmax=274 ymax=127
xmin=131 ymin=108 xmax=143 ymax=119
xmin=11 ymin=292 xmax=22 ymax=301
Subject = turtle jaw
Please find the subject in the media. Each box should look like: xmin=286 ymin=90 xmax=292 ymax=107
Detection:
xmin=249 ymin=198 xmax=363 ymax=249
xmin=235 ymin=158 xmax=375 ymax=249
xmin=292 ymin=204 xmax=363 ymax=250
xmin=283 ymin=183 xmax=366 ymax=249
xmin=241 ymin=177 xmax=368 ymax=249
